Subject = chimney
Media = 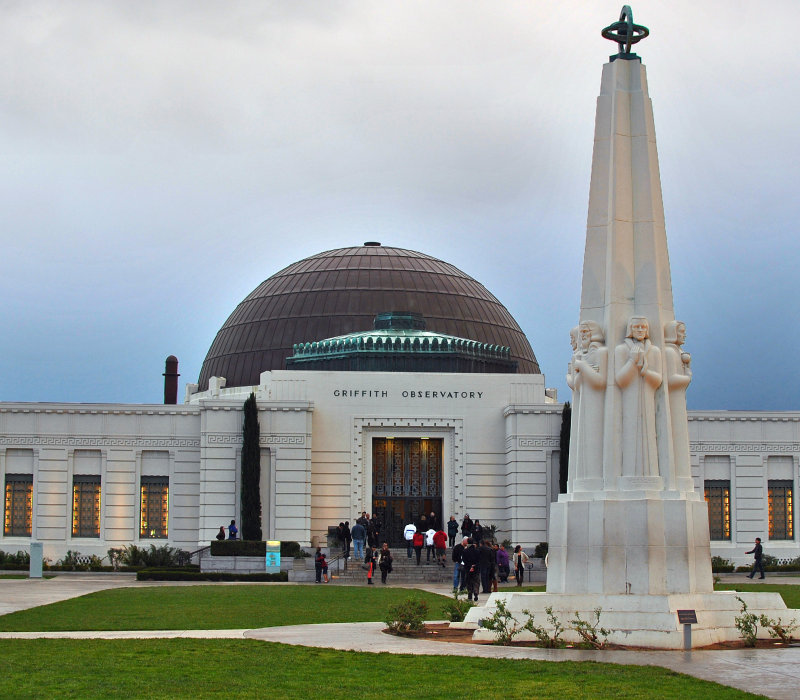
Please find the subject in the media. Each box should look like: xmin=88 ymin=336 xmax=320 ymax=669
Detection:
xmin=163 ymin=356 xmax=179 ymax=404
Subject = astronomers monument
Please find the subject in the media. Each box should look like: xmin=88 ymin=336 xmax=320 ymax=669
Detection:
xmin=465 ymin=7 xmax=799 ymax=647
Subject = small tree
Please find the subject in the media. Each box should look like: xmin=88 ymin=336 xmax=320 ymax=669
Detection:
xmin=241 ymin=392 xmax=262 ymax=541
xmin=559 ymin=402 xmax=571 ymax=494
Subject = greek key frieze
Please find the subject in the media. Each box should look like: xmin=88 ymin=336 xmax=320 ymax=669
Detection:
xmin=204 ymin=433 xmax=305 ymax=446
xmin=517 ymin=438 xmax=560 ymax=448
xmin=0 ymin=435 xmax=200 ymax=448
xmin=691 ymin=443 xmax=799 ymax=454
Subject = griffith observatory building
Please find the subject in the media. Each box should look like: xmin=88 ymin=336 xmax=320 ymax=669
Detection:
xmin=1 ymin=243 xmax=797 ymax=565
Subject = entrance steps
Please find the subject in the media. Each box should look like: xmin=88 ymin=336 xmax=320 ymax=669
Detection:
xmin=332 ymin=547 xmax=455 ymax=585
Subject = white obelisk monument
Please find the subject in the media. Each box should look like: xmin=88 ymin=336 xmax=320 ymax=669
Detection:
xmin=462 ymin=7 xmax=799 ymax=647
xmin=545 ymin=8 xmax=713 ymax=597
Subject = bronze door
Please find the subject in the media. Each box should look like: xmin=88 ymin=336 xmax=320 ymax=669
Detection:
xmin=372 ymin=438 xmax=442 ymax=546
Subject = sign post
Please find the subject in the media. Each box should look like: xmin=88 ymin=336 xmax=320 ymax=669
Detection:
xmin=676 ymin=609 xmax=697 ymax=650
xmin=266 ymin=540 xmax=281 ymax=573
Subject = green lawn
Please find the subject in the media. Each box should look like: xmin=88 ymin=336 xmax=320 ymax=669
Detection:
xmin=0 ymin=639 xmax=759 ymax=699
xmin=715 ymin=582 xmax=800 ymax=608
xmin=0 ymin=585 xmax=449 ymax=631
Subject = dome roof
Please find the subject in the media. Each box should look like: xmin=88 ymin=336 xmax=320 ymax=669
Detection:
xmin=198 ymin=243 xmax=539 ymax=390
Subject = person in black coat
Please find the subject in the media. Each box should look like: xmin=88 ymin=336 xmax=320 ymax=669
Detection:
xmin=342 ymin=521 xmax=351 ymax=559
xmin=447 ymin=516 xmax=459 ymax=548
xmin=461 ymin=514 xmax=473 ymax=539
xmin=451 ymin=537 xmax=468 ymax=591
xmin=365 ymin=545 xmax=376 ymax=584
xmin=472 ymin=520 xmax=483 ymax=545
xmin=478 ymin=540 xmax=495 ymax=593
xmin=461 ymin=539 xmax=481 ymax=602
xmin=746 ymin=537 xmax=765 ymax=579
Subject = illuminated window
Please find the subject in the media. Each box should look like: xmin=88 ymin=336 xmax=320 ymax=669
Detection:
xmin=768 ymin=481 xmax=793 ymax=540
xmin=704 ymin=480 xmax=731 ymax=540
xmin=4 ymin=474 xmax=33 ymax=537
xmin=140 ymin=477 xmax=169 ymax=539
xmin=72 ymin=476 xmax=101 ymax=538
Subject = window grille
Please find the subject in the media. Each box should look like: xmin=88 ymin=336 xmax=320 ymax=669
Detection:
xmin=768 ymin=481 xmax=793 ymax=540
xmin=72 ymin=476 xmax=101 ymax=538
xmin=704 ymin=480 xmax=731 ymax=540
xmin=4 ymin=474 xmax=33 ymax=537
xmin=140 ymin=476 xmax=169 ymax=539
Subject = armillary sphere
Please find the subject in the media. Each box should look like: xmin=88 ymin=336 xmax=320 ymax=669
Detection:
xmin=602 ymin=5 xmax=649 ymax=55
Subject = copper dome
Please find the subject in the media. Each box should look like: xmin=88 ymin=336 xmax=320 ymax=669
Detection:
xmin=198 ymin=244 xmax=539 ymax=389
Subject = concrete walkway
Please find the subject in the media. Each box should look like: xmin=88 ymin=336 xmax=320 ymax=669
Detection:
xmin=2 ymin=573 xmax=799 ymax=699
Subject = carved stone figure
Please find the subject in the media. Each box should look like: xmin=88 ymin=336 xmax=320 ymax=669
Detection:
xmin=572 ymin=320 xmax=607 ymax=486
xmin=614 ymin=316 xmax=662 ymax=478
xmin=566 ymin=325 xmax=581 ymax=487
xmin=664 ymin=320 xmax=692 ymax=485
xmin=566 ymin=326 xmax=580 ymax=390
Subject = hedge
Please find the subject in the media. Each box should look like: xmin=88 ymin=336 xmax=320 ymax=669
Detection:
xmin=210 ymin=540 xmax=267 ymax=557
xmin=136 ymin=568 xmax=287 ymax=582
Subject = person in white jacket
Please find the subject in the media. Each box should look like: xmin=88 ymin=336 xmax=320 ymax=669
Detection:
xmin=403 ymin=522 xmax=416 ymax=559
xmin=425 ymin=528 xmax=436 ymax=563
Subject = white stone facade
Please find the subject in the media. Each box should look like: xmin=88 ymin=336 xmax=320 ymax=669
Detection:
xmin=0 ymin=371 xmax=796 ymax=565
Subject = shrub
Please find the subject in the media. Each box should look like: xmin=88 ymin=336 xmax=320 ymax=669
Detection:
xmin=710 ymin=556 xmax=734 ymax=573
xmin=441 ymin=589 xmax=475 ymax=622
xmin=385 ymin=597 xmax=428 ymax=635
xmin=114 ymin=544 xmax=190 ymax=567
xmin=58 ymin=551 xmax=104 ymax=571
xmin=280 ymin=541 xmax=310 ymax=558
xmin=734 ymin=596 xmax=760 ymax=647
xmin=570 ymin=608 xmax=610 ymax=649
xmin=137 ymin=568 xmax=284 ymax=582
xmin=534 ymin=542 xmax=549 ymax=559
xmin=210 ymin=540 xmax=267 ymax=557
xmin=0 ymin=550 xmax=31 ymax=566
xmin=759 ymin=614 xmax=798 ymax=643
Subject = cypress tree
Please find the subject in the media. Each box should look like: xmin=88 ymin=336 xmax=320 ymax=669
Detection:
xmin=558 ymin=401 xmax=571 ymax=494
xmin=241 ymin=392 xmax=262 ymax=541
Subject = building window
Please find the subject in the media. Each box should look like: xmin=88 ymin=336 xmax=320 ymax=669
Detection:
xmin=704 ymin=480 xmax=731 ymax=540
xmin=768 ymin=481 xmax=793 ymax=540
xmin=4 ymin=474 xmax=33 ymax=537
xmin=140 ymin=477 xmax=169 ymax=539
xmin=72 ymin=476 xmax=101 ymax=538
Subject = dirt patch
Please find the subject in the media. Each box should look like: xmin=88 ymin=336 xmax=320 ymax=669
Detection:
xmin=383 ymin=623 xmax=799 ymax=651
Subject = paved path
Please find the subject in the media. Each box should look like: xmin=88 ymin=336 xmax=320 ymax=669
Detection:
xmin=2 ymin=573 xmax=799 ymax=699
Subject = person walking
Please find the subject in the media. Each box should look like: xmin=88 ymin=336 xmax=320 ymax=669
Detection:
xmin=425 ymin=527 xmax=436 ymax=563
xmin=452 ymin=537 xmax=468 ymax=591
xmin=351 ymin=520 xmax=366 ymax=561
xmin=447 ymin=515 xmax=459 ymax=548
xmin=746 ymin=537 xmax=766 ymax=579
xmin=342 ymin=521 xmax=351 ymax=559
xmin=228 ymin=520 xmax=238 ymax=540
xmin=433 ymin=528 xmax=448 ymax=567
xmin=462 ymin=539 xmax=481 ymax=602
xmin=513 ymin=544 xmax=529 ymax=587
xmin=403 ymin=521 xmax=417 ymax=559
xmin=364 ymin=545 xmax=376 ymax=585
xmin=496 ymin=544 xmax=510 ymax=583
xmin=479 ymin=539 xmax=494 ymax=593
xmin=472 ymin=519 xmax=483 ymax=545
xmin=412 ymin=530 xmax=425 ymax=565
xmin=378 ymin=542 xmax=393 ymax=584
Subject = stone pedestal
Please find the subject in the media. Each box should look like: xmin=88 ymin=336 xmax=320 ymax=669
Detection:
xmin=546 ymin=493 xmax=713 ymax=595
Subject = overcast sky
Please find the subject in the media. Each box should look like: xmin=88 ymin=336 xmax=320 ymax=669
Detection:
xmin=1 ymin=0 xmax=797 ymax=410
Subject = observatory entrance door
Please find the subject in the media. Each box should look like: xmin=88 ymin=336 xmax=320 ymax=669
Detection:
xmin=372 ymin=437 xmax=442 ymax=547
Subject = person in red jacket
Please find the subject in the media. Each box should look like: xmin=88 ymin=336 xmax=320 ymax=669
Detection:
xmin=412 ymin=530 xmax=425 ymax=565
xmin=433 ymin=529 xmax=448 ymax=567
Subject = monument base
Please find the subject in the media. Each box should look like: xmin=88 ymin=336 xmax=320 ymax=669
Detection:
xmin=546 ymin=494 xmax=714 ymax=595
xmin=455 ymin=590 xmax=800 ymax=649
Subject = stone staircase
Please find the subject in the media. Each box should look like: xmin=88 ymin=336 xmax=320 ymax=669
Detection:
xmin=330 ymin=547 xmax=454 ymax=584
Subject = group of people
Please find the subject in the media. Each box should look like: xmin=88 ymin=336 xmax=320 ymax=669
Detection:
xmin=403 ymin=512 xmax=450 ymax=566
xmin=339 ymin=512 xmax=384 ymax=561
xmin=451 ymin=538 xmax=529 ymax=602
xmin=215 ymin=520 xmax=238 ymax=541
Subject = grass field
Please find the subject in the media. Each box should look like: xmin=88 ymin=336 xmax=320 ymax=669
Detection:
xmin=0 ymin=639 xmax=759 ymax=699
xmin=0 ymin=585 xmax=449 ymax=631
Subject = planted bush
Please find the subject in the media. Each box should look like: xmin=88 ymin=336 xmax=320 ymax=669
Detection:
xmin=385 ymin=597 xmax=428 ymax=635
